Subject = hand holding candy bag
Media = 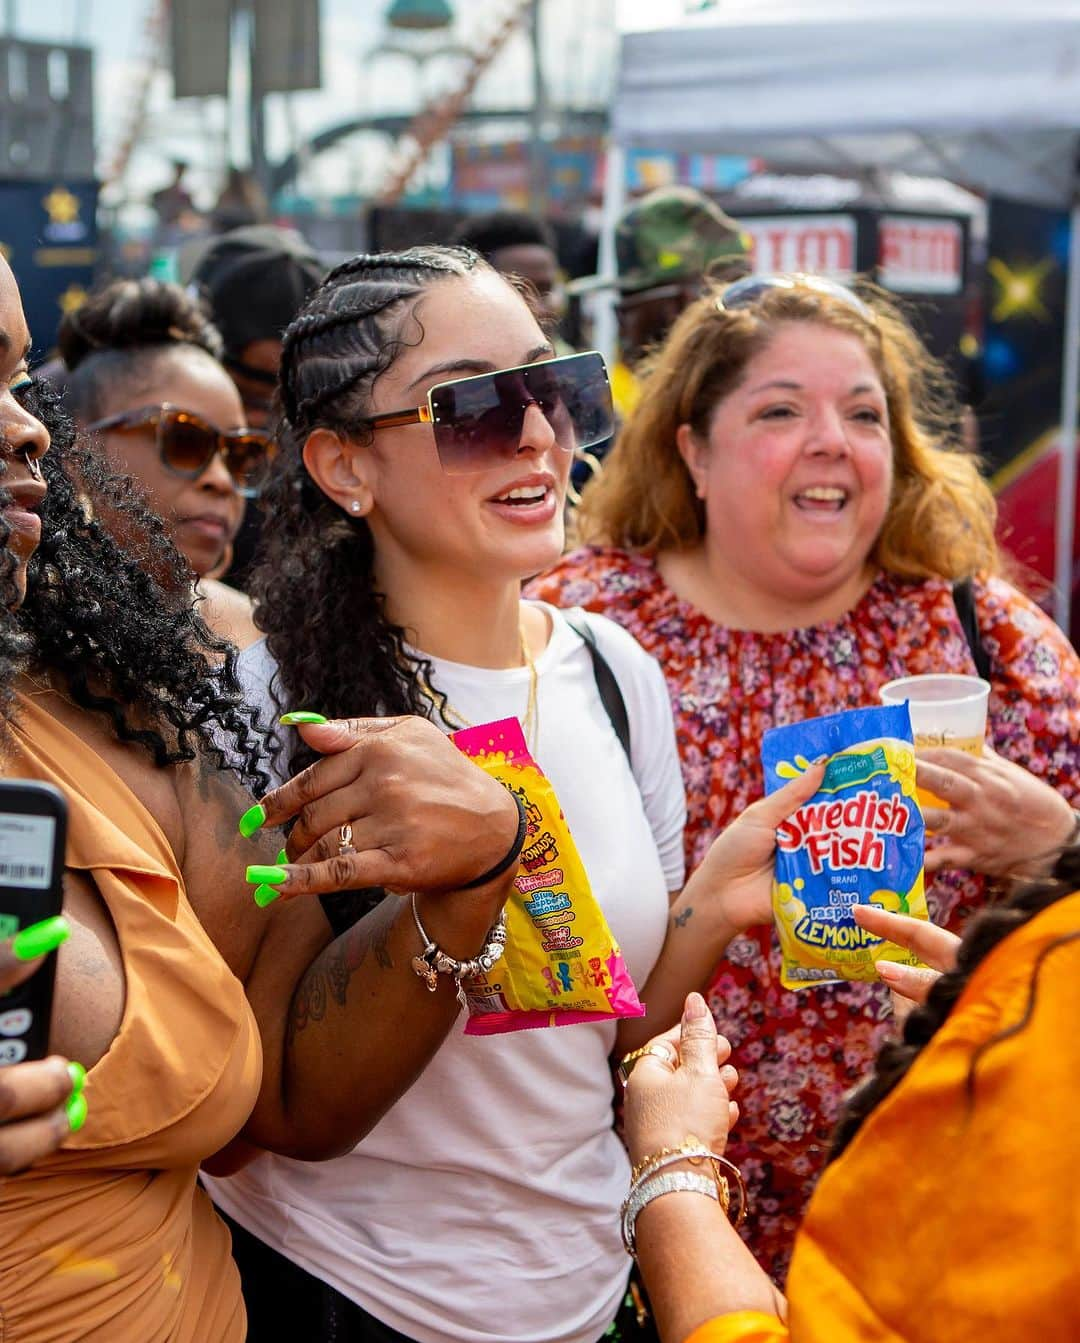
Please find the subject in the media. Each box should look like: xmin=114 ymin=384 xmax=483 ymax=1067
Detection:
xmin=761 ymin=704 xmax=930 ymax=991
xmin=451 ymin=718 xmax=645 ymax=1035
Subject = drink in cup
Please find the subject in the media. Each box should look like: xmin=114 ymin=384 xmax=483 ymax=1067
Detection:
xmin=879 ymin=674 xmax=990 ymax=810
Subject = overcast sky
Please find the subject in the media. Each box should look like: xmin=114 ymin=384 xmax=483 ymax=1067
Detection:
xmin=9 ymin=0 xmax=616 ymax=210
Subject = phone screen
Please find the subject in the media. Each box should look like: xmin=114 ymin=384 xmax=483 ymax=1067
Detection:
xmin=0 ymin=781 xmax=68 ymax=1064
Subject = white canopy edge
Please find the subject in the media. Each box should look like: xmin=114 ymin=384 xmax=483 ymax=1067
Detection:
xmin=605 ymin=1 xmax=1080 ymax=631
xmin=614 ymin=15 xmax=1080 ymax=208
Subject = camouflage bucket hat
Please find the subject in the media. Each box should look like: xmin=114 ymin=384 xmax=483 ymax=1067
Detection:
xmin=568 ymin=186 xmax=752 ymax=296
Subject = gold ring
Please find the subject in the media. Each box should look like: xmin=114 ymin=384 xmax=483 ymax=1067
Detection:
xmin=617 ymin=1041 xmax=676 ymax=1088
xmin=338 ymin=823 xmax=356 ymax=857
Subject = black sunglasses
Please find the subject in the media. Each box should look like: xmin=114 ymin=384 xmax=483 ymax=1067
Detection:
xmin=86 ymin=404 xmax=274 ymax=498
xmin=356 ymin=350 xmax=614 ymax=475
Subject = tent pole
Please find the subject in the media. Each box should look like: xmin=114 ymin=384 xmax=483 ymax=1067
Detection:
xmin=1055 ymin=201 xmax=1080 ymax=636
xmin=593 ymin=141 xmax=625 ymax=372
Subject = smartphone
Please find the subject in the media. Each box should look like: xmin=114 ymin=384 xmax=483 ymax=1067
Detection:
xmin=0 ymin=780 xmax=67 ymax=1065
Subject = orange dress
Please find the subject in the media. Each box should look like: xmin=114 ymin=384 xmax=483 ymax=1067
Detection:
xmin=683 ymin=889 xmax=1080 ymax=1342
xmin=0 ymin=693 xmax=262 ymax=1342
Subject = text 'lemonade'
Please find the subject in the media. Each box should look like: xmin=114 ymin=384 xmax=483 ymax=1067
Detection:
xmin=451 ymin=717 xmax=644 ymax=1033
xmin=762 ymin=703 xmax=929 ymax=991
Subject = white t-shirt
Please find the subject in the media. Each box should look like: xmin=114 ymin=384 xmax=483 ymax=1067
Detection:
xmin=206 ymin=603 xmax=686 ymax=1343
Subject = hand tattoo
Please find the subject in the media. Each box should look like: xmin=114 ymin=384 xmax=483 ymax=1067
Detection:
xmin=673 ymin=906 xmax=694 ymax=928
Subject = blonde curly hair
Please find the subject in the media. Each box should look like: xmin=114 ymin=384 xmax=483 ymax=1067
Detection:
xmin=578 ymin=282 xmax=998 ymax=581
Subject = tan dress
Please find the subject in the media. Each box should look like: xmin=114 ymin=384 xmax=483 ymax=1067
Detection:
xmin=0 ymin=693 xmax=262 ymax=1342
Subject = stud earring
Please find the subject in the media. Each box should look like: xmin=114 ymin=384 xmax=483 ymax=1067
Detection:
xmin=349 ymin=499 xmax=362 ymax=514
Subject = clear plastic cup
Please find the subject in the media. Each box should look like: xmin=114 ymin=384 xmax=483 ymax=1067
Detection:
xmin=879 ymin=673 xmax=990 ymax=809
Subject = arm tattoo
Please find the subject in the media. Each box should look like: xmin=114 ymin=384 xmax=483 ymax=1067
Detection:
xmin=193 ymin=754 xmax=258 ymax=858
xmin=286 ymin=898 xmax=396 ymax=1047
xmin=673 ymin=906 xmax=694 ymax=928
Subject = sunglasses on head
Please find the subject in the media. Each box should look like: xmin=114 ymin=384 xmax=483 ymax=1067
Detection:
xmin=716 ymin=272 xmax=876 ymax=322
xmin=86 ymin=404 xmax=274 ymax=498
xmin=356 ymin=350 xmax=614 ymax=475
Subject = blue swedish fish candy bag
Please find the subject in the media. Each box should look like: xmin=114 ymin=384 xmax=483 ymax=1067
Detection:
xmin=761 ymin=703 xmax=928 ymax=991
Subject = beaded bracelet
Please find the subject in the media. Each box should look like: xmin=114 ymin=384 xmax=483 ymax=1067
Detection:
xmin=409 ymin=892 xmax=508 ymax=1009
xmin=621 ymin=1171 xmax=719 ymax=1257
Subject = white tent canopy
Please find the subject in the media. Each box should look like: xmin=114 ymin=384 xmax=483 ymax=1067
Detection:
xmin=606 ymin=0 xmax=1080 ymax=630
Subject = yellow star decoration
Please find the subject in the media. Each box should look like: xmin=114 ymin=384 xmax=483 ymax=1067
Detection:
xmin=42 ymin=186 xmax=80 ymax=226
xmin=987 ymin=256 xmax=1054 ymax=322
xmin=58 ymin=284 xmax=88 ymax=316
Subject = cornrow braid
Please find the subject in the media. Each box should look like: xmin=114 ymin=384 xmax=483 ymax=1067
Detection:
xmin=321 ymin=248 xmax=476 ymax=288
xmin=250 ymin=247 xmax=488 ymax=927
xmin=251 ymin=250 xmax=483 ymax=909
xmin=277 ymin=309 xmax=338 ymax=425
xmin=830 ymin=843 xmax=1080 ymax=1160
xmin=278 ymin=249 xmax=480 ymax=428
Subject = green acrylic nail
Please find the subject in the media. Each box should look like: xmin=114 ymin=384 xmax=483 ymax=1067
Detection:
xmin=253 ymin=884 xmax=281 ymax=908
xmin=11 ymin=916 xmax=70 ymax=962
xmin=276 ymin=849 xmax=288 ymax=865
xmin=238 ymin=803 xmax=267 ymax=839
xmin=65 ymin=1090 xmax=88 ymax=1133
xmin=67 ymin=1061 xmax=87 ymax=1094
xmin=279 ymin=711 xmax=328 ymax=726
xmin=245 ymin=864 xmax=287 ymax=886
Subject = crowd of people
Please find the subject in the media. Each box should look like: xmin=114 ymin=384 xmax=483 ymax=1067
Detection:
xmin=0 ymin=184 xmax=1076 ymax=1343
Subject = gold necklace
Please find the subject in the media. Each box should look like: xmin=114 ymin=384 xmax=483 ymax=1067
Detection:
xmin=418 ymin=624 xmax=539 ymax=750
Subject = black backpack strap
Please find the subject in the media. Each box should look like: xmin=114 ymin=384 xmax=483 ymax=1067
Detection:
xmin=952 ymin=578 xmax=993 ymax=681
xmin=318 ymin=887 xmax=387 ymax=937
xmin=565 ymin=616 xmax=632 ymax=763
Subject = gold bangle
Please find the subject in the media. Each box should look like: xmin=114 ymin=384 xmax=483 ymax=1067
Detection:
xmin=631 ymin=1134 xmax=711 ymax=1185
xmin=629 ymin=1140 xmax=747 ymax=1227
xmin=710 ymin=1152 xmax=748 ymax=1228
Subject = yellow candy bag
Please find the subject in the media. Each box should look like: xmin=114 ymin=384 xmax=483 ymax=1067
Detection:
xmin=761 ymin=704 xmax=929 ymax=991
xmin=452 ymin=718 xmax=645 ymax=1035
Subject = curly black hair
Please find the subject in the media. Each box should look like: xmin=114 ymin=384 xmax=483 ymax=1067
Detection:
xmin=248 ymin=247 xmax=490 ymax=772
xmin=249 ymin=246 xmax=551 ymax=927
xmin=0 ymin=495 xmax=30 ymax=728
xmin=831 ymin=843 xmax=1080 ymax=1160
xmin=247 ymin=246 xmax=519 ymax=927
xmin=59 ymin=276 xmax=223 ymax=422
xmin=9 ymin=372 xmax=267 ymax=792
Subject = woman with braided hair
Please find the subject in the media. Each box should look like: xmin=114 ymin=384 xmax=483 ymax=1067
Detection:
xmin=59 ymin=276 xmax=270 ymax=646
xmin=621 ymin=847 xmax=1080 ymax=1341
xmin=0 ymin=253 xmax=534 ymax=1342
xmin=203 ymin=245 xmax=818 ymax=1343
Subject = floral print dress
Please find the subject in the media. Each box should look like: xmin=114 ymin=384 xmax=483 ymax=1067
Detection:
xmin=527 ymin=547 xmax=1080 ymax=1283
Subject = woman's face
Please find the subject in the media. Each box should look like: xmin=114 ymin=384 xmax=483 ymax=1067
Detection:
xmin=92 ymin=348 xmax=248 ymax=577
xmin=682 ymin=321 xmax=894 ymax=604
xmin=330 ymin=268 xmax=571 ymax=588
xmin=0 ymin=259 xmax=50 ymax=607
